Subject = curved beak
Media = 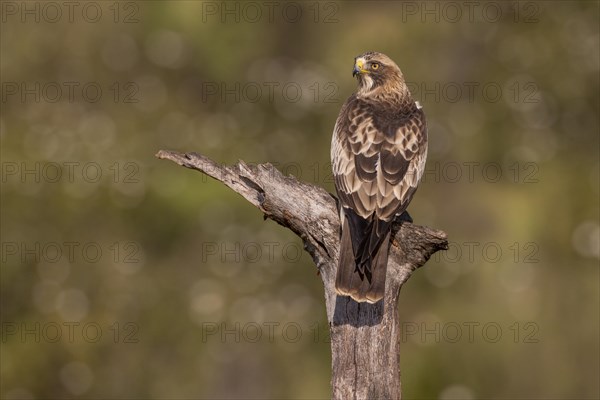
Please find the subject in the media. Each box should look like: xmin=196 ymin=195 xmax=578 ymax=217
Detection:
xmin=352 ymin=58 xmax=367 ymax=77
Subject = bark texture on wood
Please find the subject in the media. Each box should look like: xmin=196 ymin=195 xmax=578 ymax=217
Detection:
xmin=156 ymin=150 xmax=448 ymax=399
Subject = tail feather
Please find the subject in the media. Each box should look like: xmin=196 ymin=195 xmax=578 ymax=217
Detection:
xmin=335 ymin=215 xmax=391 ymax=303
xmin=335 ymin=219 xmax=359 ymax=297
xmin=357 ymin=218 xmax=393 ymax=267
xmin=365 ymin=230 xmax=389 ymax=303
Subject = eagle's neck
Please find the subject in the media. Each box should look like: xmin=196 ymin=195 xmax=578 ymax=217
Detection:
xmin=356 ymin=74 xmax=412 ymax=107
xmin=357 ymin=85 xmax=412 ymax=109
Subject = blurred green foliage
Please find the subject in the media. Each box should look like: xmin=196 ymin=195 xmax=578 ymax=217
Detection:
xmin=1 ymin=1 xmax=599 ymax=399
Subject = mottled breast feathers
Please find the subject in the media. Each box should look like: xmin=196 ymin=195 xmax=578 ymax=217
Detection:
xmin=331 ymin=95 xmax=428 ymax=222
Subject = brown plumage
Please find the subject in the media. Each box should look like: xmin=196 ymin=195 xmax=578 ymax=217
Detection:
xmin=331 ymin=52 xmax=428 ymax=303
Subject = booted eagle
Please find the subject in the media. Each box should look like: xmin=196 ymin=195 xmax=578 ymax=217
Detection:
xmin=331 ymin=52 xmax=428 ymax=303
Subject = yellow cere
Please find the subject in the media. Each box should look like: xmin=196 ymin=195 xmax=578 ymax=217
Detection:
xmin=355 ymin=58 xmax=366 ymax=72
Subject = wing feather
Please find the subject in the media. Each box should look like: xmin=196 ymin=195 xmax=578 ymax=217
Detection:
xmin=332 ymin=95 xmax=427 ymax=221
xmin=354 ymin=153 xmax=378 ymax=181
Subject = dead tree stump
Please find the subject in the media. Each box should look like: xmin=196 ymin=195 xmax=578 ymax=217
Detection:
xmin=156 ymin=150 xmax=448 ymax=399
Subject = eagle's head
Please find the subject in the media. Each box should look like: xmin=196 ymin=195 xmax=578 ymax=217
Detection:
xmin=352 ymin=52 xmax=409 ymax=101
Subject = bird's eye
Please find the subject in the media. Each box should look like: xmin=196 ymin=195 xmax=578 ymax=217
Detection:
xmin=371 ymin=63 xmax=380 ymax=70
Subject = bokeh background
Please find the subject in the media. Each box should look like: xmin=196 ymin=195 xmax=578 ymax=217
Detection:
xmin=1 ymin=1 xmax=599 ymax=399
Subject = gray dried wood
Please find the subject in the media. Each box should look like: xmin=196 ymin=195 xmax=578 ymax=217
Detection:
xmin=156 ymin=149 xmax=448 ymax=400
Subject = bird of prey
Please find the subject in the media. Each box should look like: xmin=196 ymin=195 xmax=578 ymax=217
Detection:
xmin=331 ymin=51 xmax=428 ymax=303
